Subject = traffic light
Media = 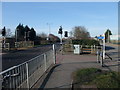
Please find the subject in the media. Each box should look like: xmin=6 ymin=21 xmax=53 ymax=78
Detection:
xmin=2 ymin=27 xmax=6 ymax=36
xmin=58 ymin=26 xmax=63 ymax=34
xmin=64 ymin=31 xmax=68 ymax=37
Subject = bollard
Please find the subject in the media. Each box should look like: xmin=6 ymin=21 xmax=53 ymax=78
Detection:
xmin=26 ymin=62 xmax=29 ymax=89
xmin=53 ymin=44 xmax=56 ymax=64
xmin=96 ymin=50 xmax=100 ymax=63
xmin=44 ymin=53 xmax=47 ymax=71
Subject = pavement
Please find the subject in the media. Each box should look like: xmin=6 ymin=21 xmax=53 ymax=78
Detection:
xmin=39 ymin=43 xmax=119 ymax=89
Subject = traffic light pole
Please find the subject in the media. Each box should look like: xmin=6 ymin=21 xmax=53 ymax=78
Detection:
xmin=3 ymin=36 xmax=6 ymax=49
xmin=60 ymin=34 xmax=62 ymax=45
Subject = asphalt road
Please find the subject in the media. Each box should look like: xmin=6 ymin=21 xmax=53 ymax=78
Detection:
xmin=1 ymin=45 xmax=54 ymax=71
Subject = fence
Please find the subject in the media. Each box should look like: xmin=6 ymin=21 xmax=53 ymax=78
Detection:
xmin=0 ymin=44 xmax=56 ymax=89
xmin=15 ymin=41 xmax=34 ymax=48
xmin=0 ymin=43 xmax=10 ymax=51
xmin=62 ymin=44 xmax=102 ymax=54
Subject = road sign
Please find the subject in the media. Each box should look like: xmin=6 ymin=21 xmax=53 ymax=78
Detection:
xmin=97 ymin=36 xmax=105 ymax=40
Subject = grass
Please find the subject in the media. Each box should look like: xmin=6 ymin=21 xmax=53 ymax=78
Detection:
xmin=73 ymin=68 xmax=120 ymax=89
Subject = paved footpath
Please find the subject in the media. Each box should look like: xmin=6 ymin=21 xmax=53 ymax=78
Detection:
xmin=41 ymin=44 xmax=119 ymax=88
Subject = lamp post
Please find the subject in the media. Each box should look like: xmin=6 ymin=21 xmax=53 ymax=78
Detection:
xmin=47 ymin=23 xmax=52 ymax=35
xmin=47 ymin=23 xmax=52 ymax=41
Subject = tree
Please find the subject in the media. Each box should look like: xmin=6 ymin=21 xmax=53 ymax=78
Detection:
xmin=6 ymin=28 xmax=12 ymax=37
xmin=72 ymin=26 xmax=90 ymax=39
xmin=15 ymin=23 xmax=25 ymax=41
xmin=69 ymin=31 xmax=73 ymax=37
xmin=105 ymin=29 xmax=112 ymax=43
xmin=38 ymin=32 xmax=47 ymax=39
xmin=29 ymin=28 xmax=36 ymax=41
xmin=15 ymin=24 xmax=36 ymax=41
xmin=24 ymin=25 xmax=30 ymax=41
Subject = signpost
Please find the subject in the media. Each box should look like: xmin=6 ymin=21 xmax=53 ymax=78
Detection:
xmin=97 ymin=35 xmax=105 ymax=59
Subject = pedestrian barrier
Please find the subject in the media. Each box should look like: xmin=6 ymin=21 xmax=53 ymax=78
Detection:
xmin=96 ymin=48 xmax=112 ymax=67
xmin=0 ymin=44 xmax=56 ymax=89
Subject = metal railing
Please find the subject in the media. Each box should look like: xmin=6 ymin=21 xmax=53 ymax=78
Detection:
xmin=0 ymin=44 xmax=56 ymax=89
xmin=96 ymin=50 xmax=113 ymax=67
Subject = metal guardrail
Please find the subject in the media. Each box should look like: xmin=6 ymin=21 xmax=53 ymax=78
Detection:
xmin=0 ymin=44 xmax=56 ymax=89
xmin=96 ymin=50 xmax=113 ymax=67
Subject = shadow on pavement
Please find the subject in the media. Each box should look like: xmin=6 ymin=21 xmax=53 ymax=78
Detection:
xmin=39 ymin=64 xmax=61 ymax=89
xmin=105 ymin=46 xmax=115 ymax=50
xmin=103 ymin=64 xmax=120 ymax=67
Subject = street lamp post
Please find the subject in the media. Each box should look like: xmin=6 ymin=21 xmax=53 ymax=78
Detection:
xmin=47 ymin=23 xmax=52 ymax=41
xmin=47 ymin=23 xmax=52 ymax=35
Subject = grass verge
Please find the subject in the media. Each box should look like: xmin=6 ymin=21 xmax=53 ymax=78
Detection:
xmin=73 ymin=68 xmax=120 ymax=89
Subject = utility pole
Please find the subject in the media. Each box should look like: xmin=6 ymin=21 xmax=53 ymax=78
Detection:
xmin=2 ymin=27 xmax=6 ymax=49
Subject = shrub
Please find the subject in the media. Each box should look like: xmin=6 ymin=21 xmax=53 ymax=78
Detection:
xmin=72 ymin=39 xmax=100 ymax=46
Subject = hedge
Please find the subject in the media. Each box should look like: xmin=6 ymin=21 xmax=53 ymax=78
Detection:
xmin=72 ymin=39 xmax=100 ymax=46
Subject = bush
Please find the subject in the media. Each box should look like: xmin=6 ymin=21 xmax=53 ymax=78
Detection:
xmin=72 ymin=39 xmax=100 ymax=46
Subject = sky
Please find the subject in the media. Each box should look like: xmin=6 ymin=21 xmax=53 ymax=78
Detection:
xmin=1 ymin=2 xmax=118 ymax=37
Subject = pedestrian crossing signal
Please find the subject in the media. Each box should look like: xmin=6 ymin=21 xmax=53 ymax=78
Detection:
xmin=58 ymin=26 xmax=63 ymax=34
xmin=64 ymin=31 xmax=68 ymax=37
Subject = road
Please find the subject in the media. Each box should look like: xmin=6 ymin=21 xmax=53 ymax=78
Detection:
xmin=1 ymin=45 xmax=53 ymax=71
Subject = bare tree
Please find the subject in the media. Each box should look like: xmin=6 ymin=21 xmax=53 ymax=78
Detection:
xmin=37 ymin=32 xmax=47 ymax=38
xmin=69 ymin=31 xmax=74 ymax=37
xmin=72 ymin=26 xmax=90 ymax=39
xmin=6 ymin=28 xmax=13 ymax=37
